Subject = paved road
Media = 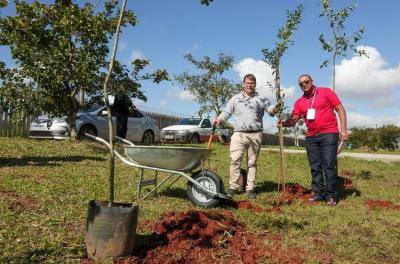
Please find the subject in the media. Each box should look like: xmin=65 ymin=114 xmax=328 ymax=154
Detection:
xmin=261 ymin=148 xmax=400 ymax=163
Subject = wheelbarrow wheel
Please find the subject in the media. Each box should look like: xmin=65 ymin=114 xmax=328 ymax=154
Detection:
xmin=186 ymin=170 xmax=224 ymax=208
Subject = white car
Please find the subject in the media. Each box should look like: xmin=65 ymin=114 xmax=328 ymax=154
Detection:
xmin=160 ymin=117 xmax=231 ymax=144
xmin=28 ymin=105 xmax=160 ymax=144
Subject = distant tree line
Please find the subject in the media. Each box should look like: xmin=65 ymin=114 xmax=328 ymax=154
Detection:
xmin=349 ymin=125 xmax=400 ymax=151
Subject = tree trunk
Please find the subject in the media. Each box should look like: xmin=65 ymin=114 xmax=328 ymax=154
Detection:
xmin=68 ymin=95 xmax=80 ymax=140
xmin=275 ymin=62 xmax=286 ymax=199
xmin=332 ymin=48 xmax=337 ymax=91
xmin=102 ymin=0 xmax=128 ymax=205
xmin=79 ymin=87 xmax=85 ymax=107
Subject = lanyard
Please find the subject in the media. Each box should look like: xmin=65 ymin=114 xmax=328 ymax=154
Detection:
xmin=310 ymin=88 xmax=317 ymax=108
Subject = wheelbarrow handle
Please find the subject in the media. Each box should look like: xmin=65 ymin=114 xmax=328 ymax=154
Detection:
xmin=115 ymin=136 xmax=135 ymax=146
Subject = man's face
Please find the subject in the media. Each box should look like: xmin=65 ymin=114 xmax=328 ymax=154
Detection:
xmin=298 ymin=76 xmax=313 ymax=93
xmin=243 ymin=78 xmax=256 ymax=96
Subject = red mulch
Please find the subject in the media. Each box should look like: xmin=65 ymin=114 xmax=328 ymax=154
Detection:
xmin=81 ymin=209 xmax=331 ymax=264
xmin=106 ymin=209 xmax=330 ymax=264
xmin=365 ymin=199 xmax=400 ymax=210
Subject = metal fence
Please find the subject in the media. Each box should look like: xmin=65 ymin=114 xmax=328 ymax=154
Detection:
xmin=262 ymin=133 xmax=306 ymax=147
xmin=144 ymin=111 xmax=181 ymax=130
xmin=0 ymin=111 xmax=33 ymax=138
xmin=0 ymin=110 xmax=181 ymax=138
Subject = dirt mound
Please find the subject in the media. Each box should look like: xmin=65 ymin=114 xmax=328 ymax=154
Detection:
xmin=365 ymin=199 xmax=400 ymax=210
xmin=284 ymin=183 xmax=313 ymax=198
xmin=108 ymin=209 xmax=330 ymax=264
xmin=0 ymin=189 xmax=41 ymax=211
xmin=279 ymin=183 xmax=313 ymax=205
xmin=223 ymin=199 xmax=282 ymax=213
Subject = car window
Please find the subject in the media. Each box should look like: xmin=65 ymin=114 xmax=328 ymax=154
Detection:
xmin=201 ymin=119 xmax=212 ymax=128
xmin=129 ymin=109 xmax=143 ymax=118
xmin=177 ymin=118 xmax=202 ymax=125
xmin=79 ymin=104 xmax=103 ymax=113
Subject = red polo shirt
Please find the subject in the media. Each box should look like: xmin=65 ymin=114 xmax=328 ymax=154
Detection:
xmin=292 ymin=87 xmax=341 ymax=137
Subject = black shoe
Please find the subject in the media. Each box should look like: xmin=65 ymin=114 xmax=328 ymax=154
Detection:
xmin=308 ymin=195 xmax=325 ymax=202
xmin=226 ymin=188 xmax=238 ymax=197
xmin=246 ymin=190 xmax=256 ymax=199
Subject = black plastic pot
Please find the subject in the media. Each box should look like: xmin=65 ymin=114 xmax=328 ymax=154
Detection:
xmin=86 ymin=200 xmax=139 ymax=259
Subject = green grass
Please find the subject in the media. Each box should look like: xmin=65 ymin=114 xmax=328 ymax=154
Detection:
xmin=0 ymin=138 xmax=399 ymax=263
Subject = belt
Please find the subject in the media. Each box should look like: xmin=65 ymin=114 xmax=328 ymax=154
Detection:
xmin=237 ymin=130 xmax=262 ymax=133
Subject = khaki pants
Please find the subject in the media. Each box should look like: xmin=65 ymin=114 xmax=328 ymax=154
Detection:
xmin=229 ymin=132 xmax=262 ymax=191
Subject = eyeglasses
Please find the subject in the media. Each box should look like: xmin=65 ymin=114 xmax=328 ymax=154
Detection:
xmin=298 ymin=80 xmax=311 ymax=86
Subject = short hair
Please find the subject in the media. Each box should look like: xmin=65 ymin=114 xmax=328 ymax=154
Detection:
xmin=298 ymin=74 xmax=312 ymax=81
xmin=243 ymin=73 xmax=256 ymax=83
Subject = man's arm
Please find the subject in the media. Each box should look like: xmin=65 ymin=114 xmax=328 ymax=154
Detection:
xmin=214 ymin=97 xmax=235 ymax=125
xmin=268 ymin=101 xmax=283 ymax=117
xmin=334 ymin=104 xmax=348 ymax=141
xmin=281 ymin=115 xmax=300 ymax=127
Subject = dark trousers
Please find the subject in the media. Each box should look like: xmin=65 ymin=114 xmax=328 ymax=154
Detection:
xmin=116 ymin=114 xmax=128 ymax=139
xmin=305 ymin=133 xmax=339 ymax=199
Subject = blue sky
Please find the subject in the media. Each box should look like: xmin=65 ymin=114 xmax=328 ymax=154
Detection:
xmin=1 ymin=0 xmax=400 ymax=132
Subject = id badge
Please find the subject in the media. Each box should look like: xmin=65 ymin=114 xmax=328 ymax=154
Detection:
xmin=307 ymin=108 xmax=315 ymax=120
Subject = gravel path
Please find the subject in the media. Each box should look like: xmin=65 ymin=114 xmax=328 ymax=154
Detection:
xmin=261 ymin=148 xmax=400 ymax=163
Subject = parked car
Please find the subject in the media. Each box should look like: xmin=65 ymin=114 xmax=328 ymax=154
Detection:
xmin=160 ymin=117 xmax=231 ymax=144
xmin=28 ymin=105 xmax=159 ymax=144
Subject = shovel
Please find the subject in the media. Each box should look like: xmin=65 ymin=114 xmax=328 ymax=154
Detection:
xmin=207 ymin=124 xmax=217 ymax=149
xmin=337 ymin=138 xmax=346 ymax=155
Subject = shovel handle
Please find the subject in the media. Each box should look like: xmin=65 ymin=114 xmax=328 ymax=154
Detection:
xmin=207 ymin=125 xmax=217 ymax=149
xmin=337 ymin=139 xmax=346 ymax=155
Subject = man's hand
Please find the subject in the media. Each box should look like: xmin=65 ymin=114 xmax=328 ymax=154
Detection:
xmin=341 ymin=129 xmax=349 ymax=141
xmin=280 ymin=115 xmax=299 ymax=128
xmin=128 ymin=105 xmax=136 ymax=114
xmin=213 ymin=118 xmax=222 ymax=126
xmin=269 ymin=101 xmax=283 ymax=117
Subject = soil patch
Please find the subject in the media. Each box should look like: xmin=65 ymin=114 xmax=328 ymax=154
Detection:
xmin=340 ymin=170 xmax=355 ymax=178
xmin=283 ymin=183 xmax=313 ymax=200
xmin=223 ymin=199 xmax=282 ymax=213
xmin=86 ymin=209 xmax=331 ymax=264
xmin=0 ymin=189 xmax=41 ymax=211
xmin=365 ymin=199 xmax=400 ymax=210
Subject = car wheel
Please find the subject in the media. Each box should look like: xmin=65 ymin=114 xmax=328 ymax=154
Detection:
xmin=219 ymin=135 xmax=227 ymax=144
xmin=142 ymin=130 xmax=154 ymax=145
xmin=78 ymin=125 xmax=97 ymax=139
xmin=190 ymin=134 xmax=200 ymax=144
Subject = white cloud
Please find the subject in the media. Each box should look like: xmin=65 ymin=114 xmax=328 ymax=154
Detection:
xmin=166 ymin=87 xmax=196 ymax=102
xmin=119 ymin=41 xmax=127 ymax=51
xmin=160 ymin=100 xmax=167 ymax=107
xmin=234 ymin=58 xmax=295 ymax=101
xmin=373 ymin=96 xmax=400 ymax=108
xmin=130 ymin=50 xmax=147 ymax=62
xmin=336 ymin=46 xmax=400 ymax=99
xmin=348 ymin=112 xmax=400 ymax=128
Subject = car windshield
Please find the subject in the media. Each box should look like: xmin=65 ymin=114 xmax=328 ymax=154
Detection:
xmin=79 ymin=104 xmax=102 ymax=113
xmin=177 ymin=118 xmax=202 ymax=126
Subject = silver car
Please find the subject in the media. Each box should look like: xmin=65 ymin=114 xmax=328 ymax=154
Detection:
xmin=28 ymin=105 xmax=160 ymax=144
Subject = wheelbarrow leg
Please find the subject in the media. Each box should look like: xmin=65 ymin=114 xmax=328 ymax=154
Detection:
xmin=137 ymin=169 xmax=144 ymax=199
xmin=137 ymin=169 xmax=158 ymax=199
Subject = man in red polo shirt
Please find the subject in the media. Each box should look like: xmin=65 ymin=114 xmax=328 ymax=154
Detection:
xmin=282 ymin=74 xmax=348 ymax=206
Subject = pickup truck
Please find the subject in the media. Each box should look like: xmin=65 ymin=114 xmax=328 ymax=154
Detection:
xmin=160 ymin=117 xmax=231 ymax=144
